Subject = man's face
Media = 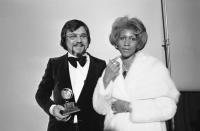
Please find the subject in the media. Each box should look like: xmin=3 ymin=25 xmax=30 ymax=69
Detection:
xmin=66 ymin=26 xmax=89 ymax=57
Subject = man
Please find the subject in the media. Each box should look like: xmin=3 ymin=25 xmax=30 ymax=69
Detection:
xmin=35 ymin=19 xmax=106 ymax=131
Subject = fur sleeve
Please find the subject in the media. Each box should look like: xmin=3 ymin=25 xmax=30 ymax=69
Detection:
xmin=92 ymin=72 xmax=113 ymax=115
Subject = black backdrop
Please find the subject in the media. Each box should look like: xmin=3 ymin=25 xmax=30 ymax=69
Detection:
xmin=174 ymin=91 xmax=200 ymax=131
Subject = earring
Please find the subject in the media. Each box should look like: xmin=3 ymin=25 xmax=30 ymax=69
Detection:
xmin=114 ymin=44 xmax=119 ymax=49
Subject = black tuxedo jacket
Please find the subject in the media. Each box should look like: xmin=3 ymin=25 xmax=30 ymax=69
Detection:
xmin=35 ymin=53 xmax=106 ymax=131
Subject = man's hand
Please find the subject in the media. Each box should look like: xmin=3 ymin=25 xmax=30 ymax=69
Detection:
xmin=52 ymin=105 xmax=70 ymax=121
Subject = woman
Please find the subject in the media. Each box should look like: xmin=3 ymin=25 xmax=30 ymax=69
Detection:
xmin=92 ymin=16 xmax=180 ymax=131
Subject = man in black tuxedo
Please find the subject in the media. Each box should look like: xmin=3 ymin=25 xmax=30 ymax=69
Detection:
xmin=35 ymin=19 xmax=106 ymax=131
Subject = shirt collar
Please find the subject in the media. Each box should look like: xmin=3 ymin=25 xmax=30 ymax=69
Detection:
xmin=67 ymin=52 xmax=88 ymax=58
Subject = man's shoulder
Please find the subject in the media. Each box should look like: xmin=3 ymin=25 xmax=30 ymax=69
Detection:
xmin=48 ymin=54 xmax=67 ymax=65
xmin=87 ymin=53 xmax=105 ymax=62
xmin=50 ymin=54 xmax=66 ymax=60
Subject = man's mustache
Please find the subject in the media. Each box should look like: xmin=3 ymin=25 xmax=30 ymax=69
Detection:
xmin=73 ymin=42 xmax=84 ymax=46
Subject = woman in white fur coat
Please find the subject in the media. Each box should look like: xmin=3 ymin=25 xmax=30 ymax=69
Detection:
xmin=92 ymin=16 xmax=180 ymax=131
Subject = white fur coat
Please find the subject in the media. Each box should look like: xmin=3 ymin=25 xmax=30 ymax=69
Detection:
xmin=93 ymin=52 xmax=180 ymax=131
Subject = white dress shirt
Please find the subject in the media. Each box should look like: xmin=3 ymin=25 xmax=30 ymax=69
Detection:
xmin=68 ymin=53 xmax=90 ymax=102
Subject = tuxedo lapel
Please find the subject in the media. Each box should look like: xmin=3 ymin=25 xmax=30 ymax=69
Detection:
xmin=58 ymin=54 xmax=73 ymax=93
xmin=77 ymin=55 xmax=97 ymax=104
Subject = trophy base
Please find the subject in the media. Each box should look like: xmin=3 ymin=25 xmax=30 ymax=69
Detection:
xmin=61 ymin=107 xmax=80 ymax=116
xmin=61 ymin=102 xmax=80 ymax=116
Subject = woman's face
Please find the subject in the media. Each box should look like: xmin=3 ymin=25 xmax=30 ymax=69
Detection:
xmin=117 ymin=29 xmax=138 ymax=59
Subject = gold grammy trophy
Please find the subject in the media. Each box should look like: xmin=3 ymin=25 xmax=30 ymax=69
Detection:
xmin=61 ymin=88 xmax=80 ymax=118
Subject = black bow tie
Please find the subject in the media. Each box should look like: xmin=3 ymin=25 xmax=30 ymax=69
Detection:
xmin=68 ymin=56 xmax=87 ymax=68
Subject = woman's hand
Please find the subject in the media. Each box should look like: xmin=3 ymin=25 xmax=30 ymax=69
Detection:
xmin=103 ymin=58 xmax=120 ymax=88
xmin=111 ymin=99 xmax=132 ymax=114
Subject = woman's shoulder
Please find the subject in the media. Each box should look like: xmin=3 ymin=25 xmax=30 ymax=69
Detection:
xmin=135 ymin=52 xmax=167 ymax=72
xmin=136 ymin=52 xmax=162 ymax=64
